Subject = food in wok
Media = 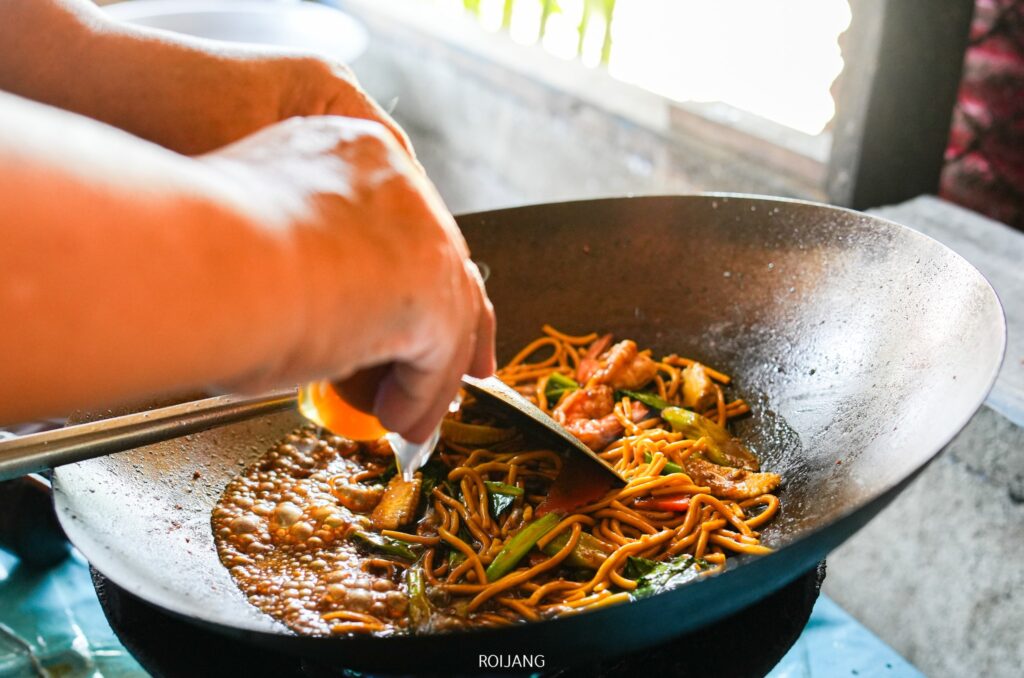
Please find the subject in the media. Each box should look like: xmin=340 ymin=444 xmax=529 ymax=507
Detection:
xmin=212 ymin=326 xmax=781 ymax=635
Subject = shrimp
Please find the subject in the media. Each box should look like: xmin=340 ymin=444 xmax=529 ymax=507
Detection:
xmin=577 ymin=334 xmax=613 ymax=383
xmin=588 ymin=340 xmax=660 ymax=391
xmin=554 ymin=385 xmax=649 ymax=450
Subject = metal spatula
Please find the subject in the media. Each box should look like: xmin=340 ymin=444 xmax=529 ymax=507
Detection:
xmin=0 ymin=377 xmax=625 ymax=483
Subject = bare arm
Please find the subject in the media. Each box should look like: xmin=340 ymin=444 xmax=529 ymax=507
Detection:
xmin=0 ymin=92 xmax=493 ymax=437
xmin=0 ymin=0 xmax=411 ymax=156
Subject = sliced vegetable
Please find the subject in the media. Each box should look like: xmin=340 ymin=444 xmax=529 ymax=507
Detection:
xmin=633 ymin=494 xmax=691 ymax=512
xmin=642 ymin=450 xmax=683 ymax=475
xmin=370 ymin=475 xmax=422 ymax=530
xmin=440 ymin=419 xmax=516 ymax=445
xmin=405 ymin=566 xmax=433 ymax=631
xmin=540 ymin=530 xmax=613 ymax=570
xmin=623 ymin=556 xmax=660 ymax=580
xmin=484 ymin=481 xmax=524 ymax=496
xmin=485 ymin=513 xmax=560 ymax=581
xmin=487 ymin=490 xmax=516 ymax=519
xmin=617 ymin=389 xmax=672 ymax=411
xmin=661 ymin=407 xmax=759 ymax=470
xmin=544 ymin=372 xmax=579 ymax=402
xmin=629 ymin=554 xmax=708 ymax=599
xmin=351 ymin=530 xmax=420 ymax=561
xmin=484 ymin=481 xmax=523 ymax=520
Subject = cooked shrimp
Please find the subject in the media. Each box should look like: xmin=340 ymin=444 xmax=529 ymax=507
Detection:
xmin=554 ymin=386 xmax=649 ymax=450
xmin=589 ymin=340 xmax=659 ymax=390
xmin=554 ymin=385 xmax=615 ymax=422
xmin=577 ymin=334 xmax=613 ymax=383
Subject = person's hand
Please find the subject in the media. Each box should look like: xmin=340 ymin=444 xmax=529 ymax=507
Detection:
xmin=0 ymin=0 xmax=415 ymax=159
xmin=277 ymin=57 xmax=417 ymax=162
xmin=201 ymin=115 xmax=494 ymax=442
xmin=148 ymin=51 xmax=420 ymax=161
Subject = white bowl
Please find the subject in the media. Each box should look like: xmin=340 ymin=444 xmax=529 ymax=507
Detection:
xmin=104 ymin=0 xmax=368 ymax=63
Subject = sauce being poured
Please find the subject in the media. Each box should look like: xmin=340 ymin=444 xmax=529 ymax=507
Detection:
xmin=298 ymin=381 xmax=386 ymax=442
xmin=298 ymin=379 xmax=439 ymax=480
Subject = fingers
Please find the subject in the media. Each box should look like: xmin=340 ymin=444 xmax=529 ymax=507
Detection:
xmin=399 ymin=341 xmax=472 ymax=443
xmin=332 ymin=364 xmax=390 ymax=413
xmin=319 ymin=60 xmax=420 ymax=168
xmin=374 ymin=259 xmax=486 ymax=443
xmin=373 ymin=340 xmax=469 ymax=443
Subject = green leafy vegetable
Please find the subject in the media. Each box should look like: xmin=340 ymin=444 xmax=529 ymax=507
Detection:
xmin=448 ymin=525 xmax=473 ymax=566
xmin=545 ymin=373 xmax=579 ymax=402
xmin=488 ymin=492 xmax=516 ymax=519
xmin=617 ymin=389 xmax=672 ymax=411
xmin=484 ymin=481 xmax=524 ymax=496
xmin=484 ymin=481 xmax=523 ymax=520
xmin=629 ymin=554 xmax=709 ymax=599
xmin=624 ymin=556 xmax=661 ymax=579
xmin=351 ymin=530 xmax=420 ymax=562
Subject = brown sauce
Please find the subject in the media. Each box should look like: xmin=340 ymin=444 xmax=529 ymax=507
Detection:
xmin=212 ymin=427 xmax=414 ymax=636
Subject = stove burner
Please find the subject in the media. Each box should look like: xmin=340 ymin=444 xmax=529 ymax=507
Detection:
xmin=92 ymin=563 xmax=824 ymax=677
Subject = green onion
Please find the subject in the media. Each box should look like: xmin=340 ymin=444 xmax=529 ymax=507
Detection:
xmin=485 ymin=513 xmax=560 ymax=581
xmin=642 ymin=450 xmax=683 ymax=475
xmin=662 ymin=407 xmax=759 ymax=469
xmin=544 ymin=373 xmax=579 ymax=402
xmin=617 ymin=389 xmax=672 ymax=411
xmin=405 ymin=566 xmax=432 ymax=630
xmin=351 ymin=530 xmax=419 ymax=561
xmin=484 ymin=481 xmax=524 ymax=496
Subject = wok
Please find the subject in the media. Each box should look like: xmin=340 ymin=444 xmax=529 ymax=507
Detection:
xmin=52 ymin=195 xmax=1005 ymax=673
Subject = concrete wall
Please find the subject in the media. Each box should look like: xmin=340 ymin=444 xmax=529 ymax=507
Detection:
xmin=824 ymin=405 xmax=1024 ymax=677
xmin=344 ymin=1 xmax=826 ymax=215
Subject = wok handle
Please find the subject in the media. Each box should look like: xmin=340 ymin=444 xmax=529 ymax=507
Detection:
xmin=0 ymin=391 xmax=297 ymax=481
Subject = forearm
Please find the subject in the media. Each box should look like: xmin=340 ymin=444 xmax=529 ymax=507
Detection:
xmin=0 ymin=92 xmax=307 ymax=424
xmin=0 ymin=0 xmax=317 ymax=154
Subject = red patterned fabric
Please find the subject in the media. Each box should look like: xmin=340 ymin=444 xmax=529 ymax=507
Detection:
xmin=942 ymin=0 xmax=1024 ymax=230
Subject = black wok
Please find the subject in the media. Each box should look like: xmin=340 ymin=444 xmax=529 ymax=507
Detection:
xmin=52 ymin=195 xmax=1005 ymax=673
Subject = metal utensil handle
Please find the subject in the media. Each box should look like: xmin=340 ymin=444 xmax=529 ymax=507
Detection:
xmin=0 ymin=391 xmax=297 ymax=481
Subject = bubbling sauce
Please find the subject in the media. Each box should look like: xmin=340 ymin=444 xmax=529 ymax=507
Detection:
xmin=212 ymin=428 xmax=416 ymax=635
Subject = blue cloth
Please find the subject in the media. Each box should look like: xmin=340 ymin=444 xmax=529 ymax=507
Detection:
xmin=0 ymin=549 xmax=141 ymax=677
xmin=1 ymin=548 xmax=921 ymax=677
xmin=767 ymin=595 xmax=924 ymax=678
